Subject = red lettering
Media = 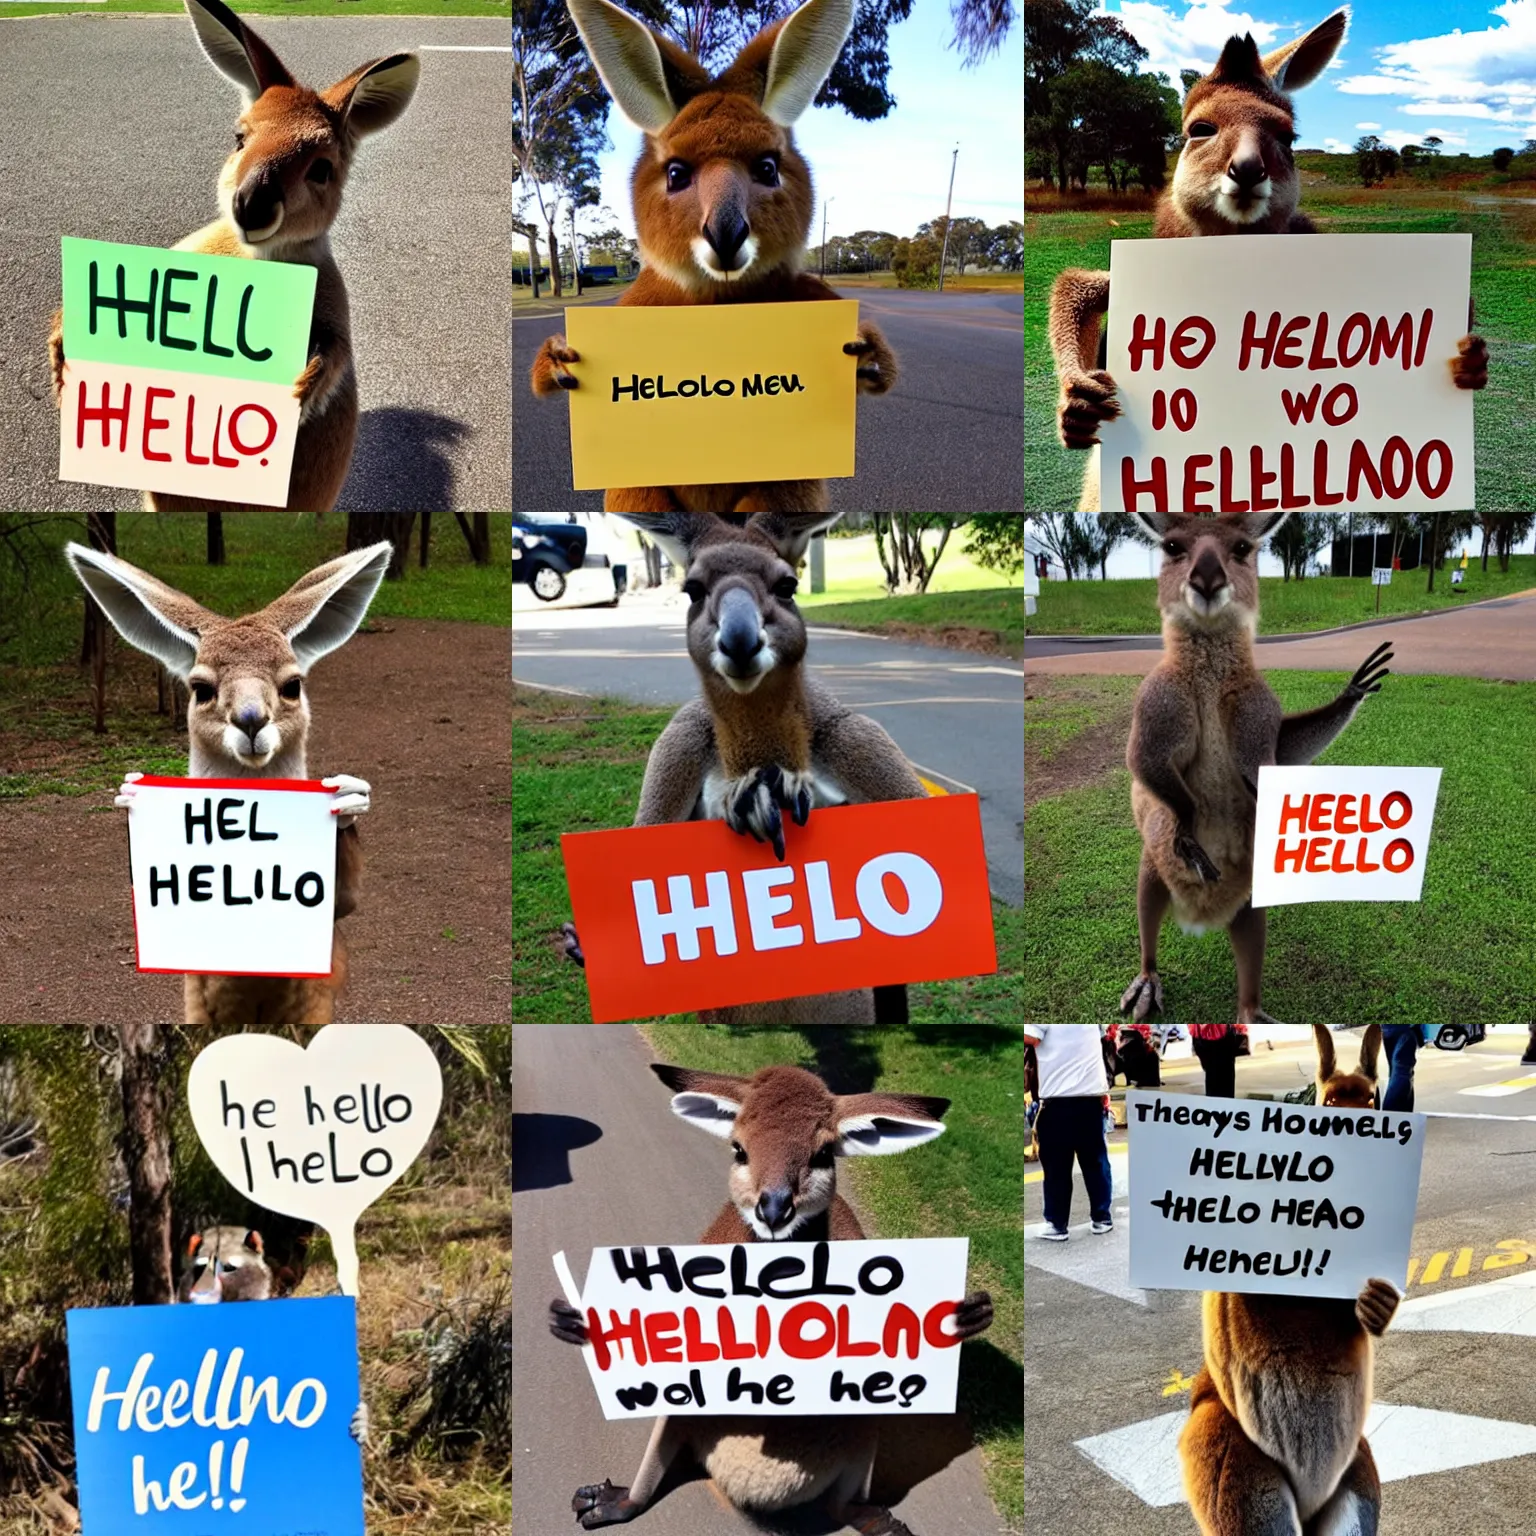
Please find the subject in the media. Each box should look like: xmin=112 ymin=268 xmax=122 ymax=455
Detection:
xmin=1279 ymin=443 xmax=1311 ymax=509
xmin=923 ymin=1301 xmax=963 ymax=1350
xmin=1306 ymin=311 xmax=1338 ymax=370
xmin=1383 ymin=837 xmax=1414 ymax=873
xmin=1330 ymin=839 xmax=1355 ymax=874
xmin=1414 ymin=307 xmax=1433 ymax=367
xmin=1417 ymin=440 xmax=1452 ymax=499
xmin=1335 ymin=794 xmax=1358 ymax=835
xmin=1279 ymin=794 xmax=1309 ymax=834
xmin=717 ymin=1307 xmax=758 ymax=1360
xmin=1276 ymin=315 xmax=1308 ymax=368
xmin=682 ymin=1308 xmax=720 ymax=1362
xmin=1359 ymin=795 xmax=1384 ymax=834
xmin=1181 ymin=454 xmax=1214 ymax=513
xmin=1128 ymin=313 xmax=1165 ymax=373
xmin=1314 ymin=440 xmax=1343 ymax=506
xmin=228 ymin=402 xmax=277 ymax=457
xmin=1305 ymin=838 xmax=1332 ymax=873
xmin=836 ymin=1305 xmax=881 ymax=1358
xmin=1345 ymin=439 xmax=1381 ymax=504
xmin=141 ymin=386 xmax=174 ymax=463
xmin=1307 ymin=793 xmax=1335 ymax=833
xmin=77 ymin=378 xmax=131 ymax=452
xmin=586 ymin=1309 xmax=645 ymax=1371
xmin=1121 ymin=455 xmax=1168 ymax=512
xmin=1240 ymin=310 xmax=1281 ymax=370
xmin=1338 ymin=313 xmax=1372 ymax=367
xmin=1355 ymin=837 xmax=1380 ymax=873
xmin=882 ymin=1303 xmax=922 ymax=1360
xmin=1170 ymin=317 xmax=1216 ymax=369
xmin=1281 ymin=384 xmax=1322 ymax=425
xmin=185 ymin=394 xmax=210 ymax=466
xmin=1250 ymin=444 xmax=1279 ymax=511
xmin=780 ymin=1301 xmax=836 ymax=1360
xmin=1369 ymin=313 xmax=1413 ymax=369
xmin=1381 ymin=436 xmax=1413 ymax=500
xmin=1381 ymin=791 xmax=1413 ymax=829
xmin=1321 ymin=384 xmax=1358 ymax=426
xmin=1274 ymin=840 xmax=1306 ymax=874
xmin=211 ymin=404 xmax=239 ymax=468
xmin=1219 ymin=447 xmax=1250 ymax=513
xmin=644 ymin=1310 xmax=682 ymax=1364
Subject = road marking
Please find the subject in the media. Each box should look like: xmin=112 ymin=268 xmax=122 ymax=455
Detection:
xmin=1407 ymin=1241 xmax=1535 ymax=1288
xmin=1024 ymin=1141 xmax=1127 ymax=1185
xmin=511 ymin=678 xmax=592 ymax=698
xmin=1077 ymin=1404 xmax=1536 ymax=1508
xmin=1161 ymin=1370 xmax=1194 ymax=1397
xmin=1395 ymin=1266 xmax=1536 ymax=1335
xmin=1460 ymin=1074 xmax=1536 ymax=1097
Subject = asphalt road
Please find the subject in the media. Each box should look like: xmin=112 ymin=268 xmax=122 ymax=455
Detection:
xmin=1027 ymin=1029 xmax=1536 ymax=1536
xmin=511 ymin=594 xmax=1025 ymax=906
xmin=511 ymin=1023 xmax=1006 ymax=1536
xmin=1024 ymin=591 xmax=1536 ymax=680
xmin=512 ymin=290 xmax=1024 ymax=513
xmin=0 ymin=17 xmax=511 ymax=510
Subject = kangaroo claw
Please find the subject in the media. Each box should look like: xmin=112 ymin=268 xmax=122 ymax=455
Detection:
xmin=1175 ymin=829 xmax=1220 ymax=884
xmin=572 ymin=1481 xmax=639 ymax=1526
xmin=951 ymin=1290 xmax=993 ymax=1339
xmin=561 ymin=921 xmax=585 ymax=969
xmin=550 ymin=1298 xmax=588 ymax=1346
xmin=1120 ymin=972 xmax=1164 ymax=1022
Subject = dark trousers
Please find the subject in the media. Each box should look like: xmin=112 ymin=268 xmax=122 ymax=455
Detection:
xmin=1193 ymin=1033 xmax=1239 ymax=1099
xmin=1381 ymin=1025 xmax=1419 ymax=1112
xmin=1037 ymin=1096 xmax=1112 ymax=1230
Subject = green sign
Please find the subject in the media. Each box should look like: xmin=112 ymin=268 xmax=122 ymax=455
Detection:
xmin=61 ymin=237 xmax=317 ymax=388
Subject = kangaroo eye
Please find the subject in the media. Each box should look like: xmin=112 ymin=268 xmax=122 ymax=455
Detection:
xmin=1232 ymin=540 xmax=1253 ymax=559
xmin=1162 ymin=541 xmax=1184 ymax=559
xmin=731 ymin=1141 xmax=748 ymax=1165
xmin=773 ymin=576 xmax=798 ymax=600
xmin=234 ymin=130 xmax=246 ymax=150
xmin=279 ymin=677 xmax=302 ymax=701
xmin=191 ymin=682 xmax=216 ymax=705
xmin=752 ymin=155 xmax=780 ymax=187
xmin=666 ymin=160 xmax=692 ymax=193
xmin=306 ymin=158 xmax=333 ymax=185
xmin=809 ymin=1145 xmax=834 ymax=1169
xmin=1187 ymin=121 xmax=1217 ymax=139
xmin=683 ymin=578 xmax=707 ymax=603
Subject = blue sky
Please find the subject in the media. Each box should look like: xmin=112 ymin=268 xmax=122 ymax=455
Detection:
xmin=1101 ymin=0 xmax=1536 ymax=154
xmin=580 ymin=0 xmax=1024 ymax=244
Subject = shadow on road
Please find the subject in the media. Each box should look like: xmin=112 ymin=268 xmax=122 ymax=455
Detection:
xmin=512 ymin=1112 xmax=604 ymax=1192
xmin=341 ymin=406 xmax=467 ymax=511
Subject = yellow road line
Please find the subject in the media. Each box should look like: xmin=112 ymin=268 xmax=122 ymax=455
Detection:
xmin=1025 ymin=1141 xmax=1128 ymax=1184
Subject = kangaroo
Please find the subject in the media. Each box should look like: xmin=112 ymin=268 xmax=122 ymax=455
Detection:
xmin=529 ymin=0 xmax=896 ymax=515
xmin=1122 ymin=513 xmax=1391 ymax=1025
xmin=1181 ymin=1024 xmax=1399 ymax=1535
xmin=549 ymin=1062 xmax=995 ymax=1533
xmin=561 ymin=511 xmax=926 ymax=1024
xmin=63 ymin=539 xmax=392 ymax=1026
xmin=48 ymin=0 xmax=419 ymax=512
xmin=1048 ymin=9 xmax=1489 ymax=512
xmin=178 ymin=1225 xmax=275 ymax=1303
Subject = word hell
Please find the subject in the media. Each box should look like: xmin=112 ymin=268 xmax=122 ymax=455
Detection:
xmin=1189 ymin=1148 xmax=1336 ymax=1183
xmin=148 ymin=864 xmax=324 ymax=909
xmin=584 ymin=1299 xmax=962 ymax=1371
xmin=86 ymin=260 xmax=272 ymax=362
xmin=633 ymin=854 xmax=942 ymax=964
xmin=1125 ymin=310 xmax=1434 ymax=374
xmin=1275 ymin=790 xmax=1415 ymax=876
xmin=74 ymin=378 xmax=280 ymax=470
xmin=611 ymin=373 xmax=807 ymax=403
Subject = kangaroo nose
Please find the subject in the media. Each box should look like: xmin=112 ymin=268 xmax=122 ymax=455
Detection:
xmin=1227 ymin=155 xmax=1268 ymax=191
xmin=703 ymin=210 xmax=750 ymax=267
xmin=233 ymin=171 xmax=282 ymax=236
xmin=234 ymin=704 xmax=268 ymax=740
xmin=1189 ymin=551 xmax=1228 ymax=599
xmin=717 ymin=588 xmax=764 ymax=667
xmin=756 ymin=1187 xmax=794 ymax=1231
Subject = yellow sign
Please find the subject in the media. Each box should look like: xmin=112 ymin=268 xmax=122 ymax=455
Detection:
xmin=563 ymin=300 xmax=859 ymax=490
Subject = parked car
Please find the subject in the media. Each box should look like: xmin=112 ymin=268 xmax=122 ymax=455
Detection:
xmin=512 ymin=515 xmax=626 ymax=605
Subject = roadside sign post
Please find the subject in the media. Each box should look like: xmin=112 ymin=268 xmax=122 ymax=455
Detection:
xmin=1372 ymin=565 xmax=1392 ymax=612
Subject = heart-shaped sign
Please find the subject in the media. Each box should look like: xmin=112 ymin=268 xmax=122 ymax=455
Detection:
xmin=187 ymin=1025 xmax=443 ymax=1296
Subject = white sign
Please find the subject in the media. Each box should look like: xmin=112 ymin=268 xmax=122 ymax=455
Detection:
xmin=553 ymin=1238 xmax=970 ymax=1419
xmin=1372 ymin=567 xmax=1393 ymax=586
xmin=1097 ymin=234 xmax=1474 ymax=512
xmin=126 ymin=776 xmax=337 ymax=976
xmin=187 ymin=1025 xmax=444 ymax=1297
xmin=1127 ymin=1091 xmax=1425 ymax=1299
xmin=1250 ymin=765 xmax=1442 ymax=907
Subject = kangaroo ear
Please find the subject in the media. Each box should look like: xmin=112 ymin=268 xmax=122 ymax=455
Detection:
xmin=834 ymin=1092 xmax=950 ymax=1156
xmin=567 ymin=0 xmax=678 ymax=132
xmin=64 ymin=543 xmax=214 ymax=679
xmin=1313 ymin=1024 xmax=1337 ymax=1089
xmin=183 ymin=0 xmax=294 ymax=101
xmin=610 ymin=513 xmax=724 ymax=571
xmin=1237 ymin=512 xmax=1293 ymax=543
xmin=1357 ymin=1024 xmax=1381 ymax=1084
xmin=259 ymin=541 xmax=392 ymax=671
xmin=1208 ymin=32 xmax=1266 ymax=88
xmin=1263 ymin=8 xmax=1348 ymax=93
xmin=743 ymin=512 xmax=845 ymax=565
xmin=1132 ymin=513 xmax=1179 ymax=540
xmin=759 ymin=0 xmax=855 ymax=126
xmin=325 ymin=52 xmax=420 ymax=136
xmin=651 ymin=1064 xmax=752 ymax=1138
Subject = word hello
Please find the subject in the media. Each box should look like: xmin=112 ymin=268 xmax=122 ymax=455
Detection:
xmin=1274 ymin=789 xmax=1416 ymax=875
xmin=611 ymin=372 xmax=807 ymax=402
xmin=612 ymin=1365 xmax=927 ymax=1412
xmin=73 ymin=379 xmax=280 ymax=470
xmin=605 ymin=1241 xmax=906 ymax=1300
xmin=85 ymin=260 xmax=273 ymax=362
xmin=633 ymin=854 xmax=942 ymax=964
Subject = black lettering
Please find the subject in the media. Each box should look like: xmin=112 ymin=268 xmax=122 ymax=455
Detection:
xmin=248 ymin=801 xmax=277 ymax=841
xmin=185 ymin=798 xmax=214 ymax=845
xmin=742 ymin=373 xmax=765 ymax=398
xmin=612 ymin=374 xmax=640 ymax=402
xmin=201 ymin=274 xmax=235 ymax=358
xmin=217 ymin=798 xmax=244 ymax=840
xmin=765 ymin=1375 xmax=795 ymax=1405
xmin=90 ymin=261 xmax=157 ymax=341
xmin=305 ymin=1085 xmax=326 ymax=1125
xmin=220 ymin=1079 xmax=246 ymax=1130
xmin=295 ymin=871 xmax=325 ymax=907
xmin=681 ymin=1256 xmax=726 ymax=1298
xmin=158 ymin=268 xmax=198 ymax=352
xmin=235 ymin=284 xmax=272 ymax=362
xmin=272 ymin=865 xmax=292 ymax=901
xmin=189 ymin=865 xmax=214 ymax=902
xmin=725 ymin=1368 xmax=764 ymax=1404
xmin=611 ymin=1247 xmax=683 ymax=1292
xmin=222 ymin=865 xmax=252 ymax=906
xmin=830 ymin=1371 xmax=862 ymax=1403
xmin=149 ymin=865 xmax=179 ymax=907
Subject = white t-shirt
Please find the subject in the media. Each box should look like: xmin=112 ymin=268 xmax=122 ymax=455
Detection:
xmin=1024 ymin=1025 xmax=1108 ymax=1099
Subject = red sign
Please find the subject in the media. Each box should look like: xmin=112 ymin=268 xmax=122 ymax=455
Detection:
xmin=560 ymin=795 xmax=997 ymax=1023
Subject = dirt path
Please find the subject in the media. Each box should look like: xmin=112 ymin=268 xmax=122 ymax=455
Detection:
xmin=0 ymin=618 xmax=509 ymax=1025
xmin=511 ymin=1024 xmax=1007 ymax=1536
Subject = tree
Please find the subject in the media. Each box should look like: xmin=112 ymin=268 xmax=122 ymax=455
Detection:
xmin=949 ymin=0 xmax=1016 ymax=67
xmin=964 ymin=513 xmax=1024 ymax=574
xmin=1271 ymin=513 xmax=1341 ymax=580
xmin=1493 ymin=146 xmax=1515 ymax=171
xmin=346 ymin=513 xmax=417 ymax=577
xmin=1081 ymin=513 xmax=1138 ymax=578
xmin=1422 ymin=135 xmax=1443 ymax=156
xmin=206 ymin=513 xmax=225 ymax=566
xmin=119 ymin=1021 xmax=174 ymax=1305
xmin=871 ymin=514 xmax=958 ymax=592
xmin=1355 ymin=135 xmax=1391 ymax=187
xmin=1399 ymin=143 xmax=1420 ymax=169
xmin=991 ymin=221 xmax=1024 ymax=271
xmin=892 ymin=231 xmax=943 ymax=288
xmin=1026 ymin=513 xmax=1101 ymax=579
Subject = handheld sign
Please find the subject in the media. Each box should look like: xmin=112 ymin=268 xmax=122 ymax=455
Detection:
xmin=1127 ymin=1090 xmax=1425 ymax=1299
xmin=560 ymin=794 xmax=997 ymax=1023
xmin=187 ymin=1025 xmax=443 ymax=1297
xmin=67 ymin=1296 xmax=363 ymax=1535
xmin=1250 ymin=765 xmax=1442 ymax=907
xmin=562 ymin=301 xmax=859 ymax=489
xmin=59 ymin=238 xmax=317 ymax=507
xmin=126 ymin=776 xmax=337 ymax=977
xmin=553 ymin=1238 xmax=970 ymax=1419
xmin=1097 ymin=234 xmax=1474 ymax=512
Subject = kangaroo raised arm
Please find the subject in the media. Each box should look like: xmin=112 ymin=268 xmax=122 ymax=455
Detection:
xmin=562 ymin=511 xmax=926 ymax=1024
xmin=530 ymin=0 xmax=896 ymax=515
xmin=64 ymin=539 xmax=392 ymax=1026
xmin=48 ymin=0 xmax=419 ymax=512
xmin=1048 ymin=9 xmax=1488 ymax=511
xmin=549 ymin=1062 xmax=994 ymax=1534
xmin=1181 ymin=1025 xmax=1399 ymax=1536
xmin=1122 ymin=513 xmax=1391 ymax=1026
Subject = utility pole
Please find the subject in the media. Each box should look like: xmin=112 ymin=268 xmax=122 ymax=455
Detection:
xmin=569 ymin=206 xmax=583 ymax=297
xmin=820 ymin=197 xmax=833 ymax=278
xmin=937 ymin=144 xmax=959 ymax=292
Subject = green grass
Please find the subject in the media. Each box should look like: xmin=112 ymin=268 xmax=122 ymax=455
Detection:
xmin=512 ymin=685 xmax=1022 ymax=1025
xmin=637 ymin=1021 xmax=1023 ymax=1531
xmin=1024 ymin=672 xmax=1536 ymax=1023
xmin=1026 ymin=189 xmax=1536 ymax=511
xmin=1028 ymin=556 xmax=1536 ymax=636
xmin=807 ymin=588 xmax=1025 ymax=658
xmin=794 ymin=531 xmax=1023 ymax=607
xmin=1 ymin=0 xmax=506 ymax=15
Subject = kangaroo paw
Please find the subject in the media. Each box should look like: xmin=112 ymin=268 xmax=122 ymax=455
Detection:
xmin=572 ymin=1481 xmax=640 ymax=1526
xmin=561 ymin=921 xmax=586 ymax=969
xmin=1057 ymin=369 xmax=1120 ymax=448
xmin=844 ymin=1504 xmax=916 ymax=1536
xmin=1450 ymin=333 xmax=1488 ymax=390
xmin=533 ymin=333 xmax=582 ymax=395
xmin=951 ymin=1290 xmax=993 ymax=1339
xmin=1174 ymin=829 xmax=1220 ymax=884
xmin=550 ymin=1298 xmax=588 ymax=1346
xmin=1356 ymin=1277 xmax=1400 ymax=1336
xmin=1120 ymin=972 xmax=1163 ymax=1021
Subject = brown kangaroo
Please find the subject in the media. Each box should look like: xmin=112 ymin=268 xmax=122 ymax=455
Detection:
xmin=49 ymin=0 xmax=419 ymax=512
xmin=529 ymin=0 xmax=897 ymax=515
xmin=1123 ymin=513 xmax=1391 ymax=1026
xmin=1180 ymin=1024 xmax=1399 ymax=1536
xmin=1048 ymin=9 xmax=1488 ymax=511
xmin=549 ymin=1062 xmax=994 ymax=1533
xmin=64 ymin=539 xmax=391 ymax=1025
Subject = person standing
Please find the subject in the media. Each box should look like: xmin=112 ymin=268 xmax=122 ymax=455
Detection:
xmin=1024 ymin=1025 xmax=1113 ymax=1242
xmin=1190 ymin=1024 xmax=1249 ymax=1099
xmin=1381 ymin=1024 xmax=1427 ymax=1111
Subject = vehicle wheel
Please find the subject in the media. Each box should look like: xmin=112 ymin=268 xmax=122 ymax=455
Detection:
xmin=1434 ymin=1025 xmax=1468 ymax=1051
xmin=531 ymin=565 xmax=567 ymax=601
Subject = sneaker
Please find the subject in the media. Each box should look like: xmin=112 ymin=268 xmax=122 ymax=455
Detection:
xmin=1040 ymin=1225 xmax=1070 ymax=1242
xmin=1091 ymin=1218 xmax=1114 ymax=1234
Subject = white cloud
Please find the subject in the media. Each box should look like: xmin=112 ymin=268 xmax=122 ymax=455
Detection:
xmin=1379 ymin=127 xmax=1472 ymax=149
xmin=1400 ymin=100 xmax=1514 ymax=118
xmin=1355 ymin=121 xmax=1382 ymax=129
xmin=1109 ymin=3 xmax=1284 ymax=82
xmin=1323 ymin=137 xmax=1356 ymax=152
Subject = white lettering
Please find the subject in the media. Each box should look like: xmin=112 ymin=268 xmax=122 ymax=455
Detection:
xmin=742 ymin=866 xmax=803 ymax=950
xmin=806 ymin=860 xmax=861 ymax=943
xmin=856 ymin=853 xmax=943 ymax=937
xmin=633 ymin=871 xmax=738 ymax=962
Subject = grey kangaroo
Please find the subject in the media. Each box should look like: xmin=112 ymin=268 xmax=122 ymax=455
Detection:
xmin=562 ymin=511 xmax=926 ymax=1024
xmin=1122 ymin=512 xmax=1392 ymax=1024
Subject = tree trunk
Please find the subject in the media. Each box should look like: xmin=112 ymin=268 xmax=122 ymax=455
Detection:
xmin=347 ymin=513 xmax=415 ymax=576
xmin=474 ymin=513 xmax=491 ymax=567
xmin=547 ymin=222 xmax=564 ymax=300
xmin=526 ymin=230 xmax=543 ymax=301
xmin=1426 ymin=513 xmax=1441 ymax=592
xmin=1480 ymin=522 xmax=1490 ymax=572
xmin=206 ymin=512 xmax=225 ymax=566
xmin=119 ymin=1020 xmax=174 ymax=1306
xmin=419 ymin=511 xmax=432 ymax=569
xmin=454 ymin=512 xmax=489 ymax=564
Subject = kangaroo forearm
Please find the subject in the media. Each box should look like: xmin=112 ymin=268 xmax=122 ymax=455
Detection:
xmin=1048 ymin=268 xmax=1110 ymax=378
xmin=1276 ymin=695 xmax=1363 ymax=765
xmin=334 ymin=823 xmax=362 ymax=918
xmin=1134 ymin=758 xmax=1200 ymax=828
xmin=635 ymin=705 xmax=714 ymax=825
xmin=817 ymin=712 xmax=925 ymax=803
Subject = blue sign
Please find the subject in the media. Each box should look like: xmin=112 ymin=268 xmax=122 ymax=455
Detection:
xmin=67 ymin=1296 xmax=363 ymax=1536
